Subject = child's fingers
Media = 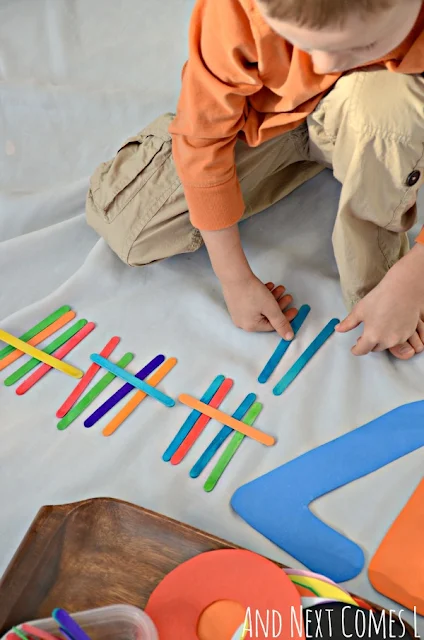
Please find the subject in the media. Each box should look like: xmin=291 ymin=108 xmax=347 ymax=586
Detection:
xmin=351 ymin=335 xmax=378 ymax=356
xmin=264 ymin=300 xmax=294 ymax=340
xmin=284 ymin=307 xmax=298 ymax=322
xmin=336 ymin=310 xmax=362 ymax=333
xmin=277 ymin=294 xmax=293 ymax=310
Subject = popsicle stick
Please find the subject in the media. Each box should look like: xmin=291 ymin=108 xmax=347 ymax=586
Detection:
xmin=85 ymin=354 xmax=165 ymax=427
xmin=273 ymin=318 xmax=339 ymax=396
xmin=204 ymin=402 xmax=263 ymax=492
xmin=0 ymin=311 xmax=76 ymax=371
xmin=171 ymin=378 xmax=234 ymax=465
xmin=11 ymin=629 xmax=29 ymax=640
xmin=57 ymin=337 xmax=121 ymax=418
xmin=258 ymin=304 xmax=311 ymax=384
xmin=52 ymin=609 xmax=91 ymax=640
xmin=21 ymin=624 xmax=61 ymax=640
xmin=57 ymin=353 xmax=134 ymax=431
xmin=0 ymin=305 xmax=71 ymax=360
xmin=1 ymin=326 xmax=84 ymax=383
xmin=90 ymin=354 xmax=175 ymax=407
xmin=4 ymin=320 xmax=87 ymax=386
xmin=162 ymin=375 xmax=226 ymax=462
xmin=190 ymin=393 xmax=257 ymax=478
xmin=103 ymin=358 xmax=178 ymax=436
xmin=178 ymin=394 xmax=274 ymax=446
xmin=16 ymin=323 xmax=96 ymax=395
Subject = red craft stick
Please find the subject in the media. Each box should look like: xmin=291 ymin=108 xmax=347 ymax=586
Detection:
xmin=171 ymin=378 xmax=233 ymax=465
xmin=56 ymin=336 xmax=120 ymax=417
xmin=16 ymin=323 xmax=96 ymax=396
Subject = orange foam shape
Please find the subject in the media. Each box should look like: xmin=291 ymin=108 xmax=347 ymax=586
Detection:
xmin=368 ymin=479 xmax=424 ymax=615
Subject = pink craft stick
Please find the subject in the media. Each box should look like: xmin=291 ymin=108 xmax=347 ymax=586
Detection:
xmin=16 ymin=323 xmax=96 ymax=396
xmin=21 ymin=624 xmax=61 ymax=640
xmin=56 ymin=336 xmax=120 ymax=417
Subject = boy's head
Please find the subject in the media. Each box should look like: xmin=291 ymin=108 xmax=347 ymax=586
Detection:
xmin=256 ymin=0 xmax=422 ymax=73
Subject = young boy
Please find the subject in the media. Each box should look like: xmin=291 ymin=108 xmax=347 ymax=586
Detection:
xmin=86 ymin=0 xmax=424 ymax=360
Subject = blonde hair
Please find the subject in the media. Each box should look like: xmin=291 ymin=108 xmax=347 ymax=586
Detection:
xmin=259 ymin=0 xmax=400 ymax=28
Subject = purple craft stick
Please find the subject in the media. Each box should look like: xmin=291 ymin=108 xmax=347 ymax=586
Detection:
xmin=84 ymin=354 xmax=165 ymax=428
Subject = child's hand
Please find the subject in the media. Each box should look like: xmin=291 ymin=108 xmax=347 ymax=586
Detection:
xmin=336 ymin=244 xmax=424 ymax=359
xmin=222 ymin=275 xmax=297 ymax=339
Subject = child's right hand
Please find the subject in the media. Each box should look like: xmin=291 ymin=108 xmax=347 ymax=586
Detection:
xmin=221 ymin=275 xmax=297 ymax=340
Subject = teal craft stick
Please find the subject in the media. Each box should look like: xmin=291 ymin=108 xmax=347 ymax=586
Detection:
xmin=4 ymin=319 xmax=87 ymax=386
xmin=0 ymin=305 xmax=71 ymax=360
xmin=258 ymin=304 xmax=311 ymax=384
xmin=190 ymin=393 xmax=256 ymax=478
xmin=57 ymin=353 xmax=134 ymax=431
xmin=90 ymin=354 xmax=175 ymax=407
xmin=204 ymin=402 xmax=263 ymax=492
xmin=163 ymin=375 xmax=225 ymax=462
xmin=273 ymin=318 xmax=339 ymax=396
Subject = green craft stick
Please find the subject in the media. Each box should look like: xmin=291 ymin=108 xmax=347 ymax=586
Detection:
xmin=4 ymin=319 xmax=88 ymax=386
xmin=0 ymin=305 xmax=71 ymax=360
xmin=204 ymin=402 xmax=263 ymax=493
xmin=57 ymin=352 xmax=134 ymax=431
xmin=12 ymin=628 xmax=29 ymax=640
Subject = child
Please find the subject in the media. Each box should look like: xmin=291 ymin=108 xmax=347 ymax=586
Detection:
xmin=86 ymin=0 xmax=424 ymax=360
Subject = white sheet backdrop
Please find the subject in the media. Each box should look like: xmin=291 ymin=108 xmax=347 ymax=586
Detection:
xmin=0 ymin=0 xmax=422 ymax=632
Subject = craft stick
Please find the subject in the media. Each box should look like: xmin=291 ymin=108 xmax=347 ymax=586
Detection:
xmin=190 ymin=393 xmax=257 ymax=478
xmin=258 ymin=304 xmax=311 ymax=384
xmin=57 ymin=337 xmax=121 ymax=417
xmin=0 ymin=305 xmax=71 ymax=360
xmin=52 ymin=609 xmax=91 ymax=640
xmin=178 ymin=394 xmax=274 ymax=446
xmin=204 ymin=402 xmax=263 ymax=492
xmin=0 ymin=311 xmax=76 ymax=371
xmin=59 ymin=630 xmax=74 ymax=640
xmin=4 ymin=320 xmax=87 ymax=386
xmin=21 ymin=624 xmax=61 ymax=640
xmin=84 ymin=355 xmax=165 ymax=427
xmin=162 ymin=375 xmax=226 ymax=462
xmin=102 ymin=358 xmax=178 ymax=437
xmin=16 ymin=323 xmax=96 ymax=396
xmin=171 ymin=378 xmax=234 ymax=465
xmin=0 ymin=328 xmax=84 ymax=382
xmin=90 ymin=354 xmax=175 ymax=408
xmin=273 ymin=318 xmax=339 ymax=396
xmin=57 ymin=353 xmax=134 ymax=431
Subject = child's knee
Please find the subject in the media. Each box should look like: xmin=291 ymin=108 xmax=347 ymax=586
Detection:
xmin=85 ymin=113 xmax=194 ymax=265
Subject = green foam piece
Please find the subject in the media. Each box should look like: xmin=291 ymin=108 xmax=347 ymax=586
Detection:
xmin=57 ymin=352 xmax=134 ymax=431
xmin=204 ymin=402 xmax=263 ymax=492
xmin=0 ymin=305 xmax=71 ymax=360
xmin=4 ymin=319 xmax=87 ymax=386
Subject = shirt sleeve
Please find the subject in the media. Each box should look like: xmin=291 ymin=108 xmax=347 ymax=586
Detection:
xmin=168 ymin=0 xmax=263 ymax=231
xmin=416 ymin=226 xmax=424 ymax=244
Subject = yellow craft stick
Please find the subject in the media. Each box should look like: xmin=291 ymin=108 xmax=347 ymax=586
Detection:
xmin=0 ymin=311 xmax=76 ymax=371
xmin=178 ymin=394 xmax=275 ymax=447
xmin=0 ymin=329 xmax=83 ymax=379
xmin=103 ymin=357 xmax=178 ymax=436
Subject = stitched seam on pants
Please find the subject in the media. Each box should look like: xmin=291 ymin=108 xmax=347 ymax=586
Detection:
xmin=122 ymin=177 xmax=182 ymax=263
xmin=384 ymin=143 xmax=424 ymax=231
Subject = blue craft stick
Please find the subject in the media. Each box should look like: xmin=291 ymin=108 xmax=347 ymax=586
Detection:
xmin=273 ymin=318 xmax=339 ymax=396
xmin=84 ymin=355 xmax=165 ymax=428
xmin=163 ymin=375 xmax=225 ymax=462
xmin=258 ymin=304 xmax=311 ymax=384
xmin=60 ymin=629 xmax=75 ymax=640
xmin=52 ymin=609 xmax=91 ymax=640
xmin=190 ymin=393 xmax=257 ymax=478
xmin=90 ymin=354 xmax=175 ymax=407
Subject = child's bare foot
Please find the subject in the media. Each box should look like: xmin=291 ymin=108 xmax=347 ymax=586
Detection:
xmin=389 ymin=321 xmax=424 ymax=360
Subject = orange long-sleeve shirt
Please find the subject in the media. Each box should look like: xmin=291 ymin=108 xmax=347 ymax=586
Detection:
xmin=169 ymin=0 xmax=424 ymax=244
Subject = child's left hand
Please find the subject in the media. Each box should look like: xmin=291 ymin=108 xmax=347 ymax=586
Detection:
xmin=336 ymin=243 xmax=424 ymax=359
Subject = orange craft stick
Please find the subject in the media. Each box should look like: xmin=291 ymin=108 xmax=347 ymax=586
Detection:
xmin=178 ymin=394 xmax=275 ymax=447
xmin=103 ymin=357 xmax=178 ymax=437
xmin=56 ymin=336 xmax=120 ymax=418
xmin=0 ymin=311 xmax=76 ymax=371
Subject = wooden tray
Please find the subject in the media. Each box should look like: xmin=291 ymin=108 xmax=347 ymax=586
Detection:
xmin=0 ymin=498 xmax=412 ymax=636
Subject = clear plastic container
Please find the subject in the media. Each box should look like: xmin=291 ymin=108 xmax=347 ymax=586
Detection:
xmin=2 ymin=605 xmax=158 ymax=640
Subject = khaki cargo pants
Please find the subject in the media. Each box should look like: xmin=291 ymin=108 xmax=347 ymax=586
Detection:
xmin=86 ymin=68 xmax=424 ymax=309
